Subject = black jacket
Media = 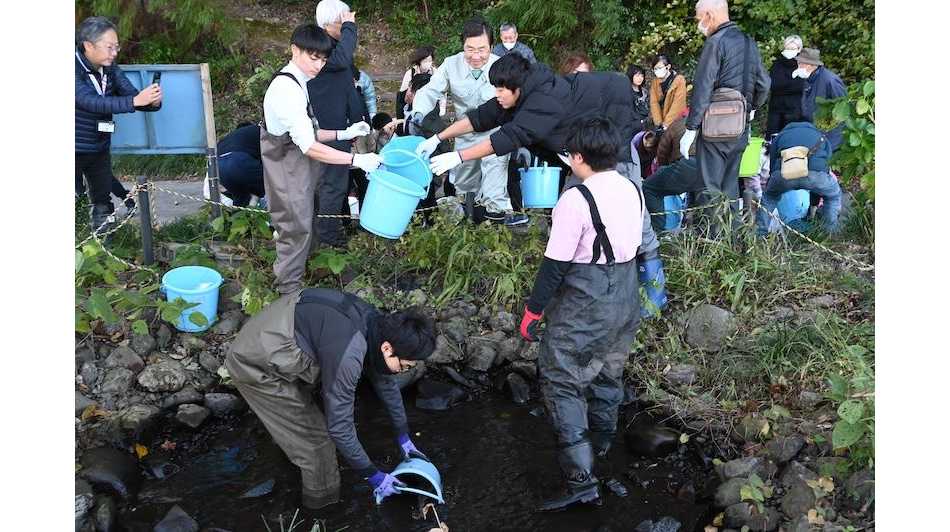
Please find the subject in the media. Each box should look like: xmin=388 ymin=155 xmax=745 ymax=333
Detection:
xmin=307 ymin=22 xmax=361 ymax=150
xmin=768 ymin=53 xmax=805 ymax=114
xmin=75 ymin=51 xmax=141 ymax=153
xmin=686 ymin=21 xmax=771 ymax=131
xmin=631 ymin=86 xmax=650 ymax=133
xmin=467 ymin=64 xmax=634 ymax=163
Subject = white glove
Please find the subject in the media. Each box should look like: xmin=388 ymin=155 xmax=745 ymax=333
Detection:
xmin=429 ymin=151 xmax=462 ymax=175
xmin=680 ymin=129 xmax=697 ymax=159
xmin=338 ymin=121 xmax=371 ymax=141
xmin=416 ymin=134 xmax=441 ymax=158
xmin=748 ymin=110 xmax=756 ymax=121
xmin=352 ymin=153 xmax=382 ymax=173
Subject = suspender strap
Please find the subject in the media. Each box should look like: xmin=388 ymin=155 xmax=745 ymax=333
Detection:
xmin=574 ymin=185 xmax=616 ymax=265
xmin=262 ymin=71 xmax=315 ymax=130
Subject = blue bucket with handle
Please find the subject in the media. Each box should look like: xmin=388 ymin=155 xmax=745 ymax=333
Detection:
xmin=359 ymin=170 xmax=428 ymax=239
xmin=662 ymin=194 xmax=686 ymax=231
xmin=387 ymin=457 xmax=445 ymax=504
xmin=520 ymin=162 xmax=562 ymax=208
xmin=777 ymin=189 xmax=810 ymax=222
xmin=380 ymin=136 xmax=432 ymax=192
xmin=160 ymin=266 xmax=223 ymax=332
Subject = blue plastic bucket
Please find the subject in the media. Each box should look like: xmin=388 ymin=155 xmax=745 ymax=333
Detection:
xmin=380 ymin=147 xmax=432 ymax=192
xmin=520 ymin=164 xmax=562 ymax=208
xmin=389 ymin=457 xmax=445 ymax=504
xmin=359 ymin=170 xmax=428 ymax=239
xmin=662 ymin=194 xmax=686 ymax=231
xmin=161 ymin=266 xmax=223 ymax=332
xmin=777 ymin=189 xmax=810 ymax=222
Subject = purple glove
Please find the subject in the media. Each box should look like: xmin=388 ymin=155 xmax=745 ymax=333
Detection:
xmin=369 ymin=471 xmax=405 ymax=504
xmin=398 ymin=433 xmax=430 ymax=461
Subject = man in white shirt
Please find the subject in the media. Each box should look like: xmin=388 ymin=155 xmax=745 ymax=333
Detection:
xmin=262 ymin=23 xmax=378 ymax=294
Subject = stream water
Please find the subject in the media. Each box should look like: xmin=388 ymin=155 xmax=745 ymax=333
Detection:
xmin=119 ymin=386 xmax=714 ymax=531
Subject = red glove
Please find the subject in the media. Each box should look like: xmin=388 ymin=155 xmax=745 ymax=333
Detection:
xmin=520 ymin=306 xmax=543 ymax=342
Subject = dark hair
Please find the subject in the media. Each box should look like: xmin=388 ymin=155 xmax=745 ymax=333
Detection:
xmin=377 ymin=309 xmax=436 ymax=361
xmin=564 ymin=116 xmax=620 ymax=172
xmin=626 ymin=65 xmax=645 ymax=83
xmin=488 ymin=53 xmax=531 ymax=91
xmin=558 ymin=51 xmax=593 ymax=75
xmin=77 ymin=16 xmax=117 ymax=47
xmin=371 ymin=112 xmax=392 ymax=131
xmin=291 ymin=23 xmax=333 ymax=56
xmin=351 ymin=64 xmax=361 ymax=81
xmin=461 ymin=16 xmax=493 ymax=47
xmin=409 ymin=72 xmax=432 ymax=93
xmin=410 ymin=45 xmax=436 ymax=67
xmin=653 ymin=55 xmax=672 ymax=69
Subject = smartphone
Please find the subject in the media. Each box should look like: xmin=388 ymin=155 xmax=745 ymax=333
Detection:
xmin=152 ymin=72 xmax=162 ymax=86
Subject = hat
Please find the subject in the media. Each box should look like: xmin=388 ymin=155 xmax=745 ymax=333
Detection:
xmin=796 ymin=48 xmax=823 ymax=66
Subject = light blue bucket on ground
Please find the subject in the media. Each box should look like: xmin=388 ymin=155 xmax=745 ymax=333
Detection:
xmin=520 ymin=163 xmax=562 ymax=208
xmin=778 ymin=189 xmax=810 ymax=222
xmin=662 ymin=194 xmax=686 ymax=231
xmin=387 ymin=457 xmax=445 ymax=504
xmin=359 ymin=169 xmax=428 ymax=239
xmin=161 ymin=266 xmax=223 ymax=332
xmin=380 ymin=136 xmax=432 ymax=192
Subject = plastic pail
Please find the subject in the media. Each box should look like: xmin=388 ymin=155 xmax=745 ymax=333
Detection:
xmin=381 ymin=136 xmax=432 ymax=192
xmin=739 ymin=136 xmax=765 ymax=177
xmin=777 ymin=189 xmax=810 ymax=222
xmin=520 ymin=164 xmax=562 ymax=208
xmin=161 ymin=266 xmax=223 ymax=332
xmin=662 ymin=194 xmax=686 ymax=231
xmin=389 ymin=457 xmax=445 ymax=504
xmin=359 ymin=170 xmax=427 ymax=239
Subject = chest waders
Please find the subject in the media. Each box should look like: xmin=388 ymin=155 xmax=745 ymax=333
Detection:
xmin=261 ymin=72 xmax=324 ymax=294
xmin=537 ymin=185 xmax=641 ymax=512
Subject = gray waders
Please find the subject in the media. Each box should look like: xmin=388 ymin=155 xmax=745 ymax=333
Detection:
xmin=224 ymin=291 xmax=341 ymax=510
xmin=537 ymin=184 xmax=640 ymax=511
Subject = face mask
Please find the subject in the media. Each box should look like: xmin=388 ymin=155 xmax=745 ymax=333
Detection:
xmin=654 ymin=67 xmax=667 ymax=79
xmin=503 ymin=42 xmax=516 ymax=50
xmin=791 ymin=68 xmax=810 ymax=79
xmin=782 ymin=49 xmax=799 ymax=60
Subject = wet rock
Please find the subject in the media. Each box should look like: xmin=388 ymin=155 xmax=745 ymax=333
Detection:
xmin=717 ymin=456 xmax=778 ymax=481
xmin=76 ymin=391 xmax=97 ymax=417
xmin=118 ymin=404 xmax=161 ymax=440
xmin=415 ymin=379 xmax=467 ymax=411
xmin=443 ymin=366 xmax=478 ymax=388
xmin=635 ymin=516 xmax=681 ymax=532
xmin=665 ymin=364 xmax=698 ymax=386
xmin=510 ymin=360 xmax=538 ymax=380
xmin=179 ymin=335 xmax=208 ymax=356
xmin=489 ymin=311 xmax=516 ymax=333
xmin=204 ymin=393 xmax=246 ymax=417
xmin=724 ymin=502 xmax=780 ymax=531
xmin=798 ymin=390 xmax=822 ymax=409
xmin=441 ymin=318 xmax=468 ymax=344
xmin=80 ymin=447 xmax=141 ymax=499
xmin=161 ymin=386 xmax=204 ymax=410
xmin=520 ymin=342 xmax=539 ymax=361
xmin=503 ymin=373 xmax=530 ymax=404
xmin=844 ymin=468 xmax=874 ymax=508
xmin=77 ymin=345 xmax=97 ymax=364
xmin=153 ymin=504 xmax=199 ymax=532
xmin=805 ymin=295 xmax=835 ymax=308
xmin=767 ymin=435 xmax=806 ymax=464
xmin=137 ymin=361 xmax=188 ymax=393
xmin=497 ymin=337 xmax=523 ymax=363
xmin=769 ymin=306 xmax=796 ymax=321
xmin=176 ymin=404 xmax=211 ymax=429
xmin=714 ymin=477 xmax=747 ymax=508
xmin=683 ymin=304 xmax=737 ymax=352
xmin=211 ymin=310 xmax=243 ymax=335
xmin=736 ymin=413 xmax=771 ymax=442
xmin=426 ymin=335 xmax=463 ymax=365
xmin=104 ymin=346 xmax=145 ymax=373
xmin=624 ymin=420 xmax=680 ymax=457
xmin=76 ymin=478 xmax=95 ymax=528
xmin=239 ymin=479 xmax=275 ymax=499
xmin=132 ymin=333 xmax=157 ymax=356
xmin=407 ymin=288 xmax=427 ymax=307
xmin=780 ymin=461 xmax=818 ymax=489
xmin=784 ymin=515 xmax=812 ymax=532
xmin=81 ymin=362 xmax=99 ymax=388
xmin=198 ymin=351 xmax=221 ymax=374
xmin=391 ymin=361 xmax=426 ymax=389
xmin=101 ymin=368 xmax=136 ymax=394
xmin=93 ymin=495 xmax=117 ymax=532
xmin=156 ymin=324 xmax=173 ymax=350
xmin=192 ymin=370 xmax=218 ymax=392
xmin=781 ymin=480 xmax=816 ymax=518
xmin=466 ymin=343 xmax=497 ymax=372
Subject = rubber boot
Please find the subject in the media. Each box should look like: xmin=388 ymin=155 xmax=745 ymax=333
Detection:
xmin=90 ymin=203 xmax=116 ymax=239
xmin=637 ymin=250 xmax=668 ymax=319
xmin=537 ymin=441 xmax=602 ymax=512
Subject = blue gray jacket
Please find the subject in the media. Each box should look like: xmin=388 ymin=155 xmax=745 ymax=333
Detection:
xmin=357 ymin=70 xmax=377 ymax=117
xmin=769 ymin=121 xmax=832 ymax=176
xmin=801 ymin=66 xmax=847 ymax=152
xmin=75 ymin=50 xmax=139 ymax=153
xmin=492 ymin=41 xmax=537 ymax=64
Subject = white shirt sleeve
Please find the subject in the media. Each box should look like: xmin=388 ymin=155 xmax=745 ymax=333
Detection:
xmin=263 ymin=76 xmax=317 ymax=155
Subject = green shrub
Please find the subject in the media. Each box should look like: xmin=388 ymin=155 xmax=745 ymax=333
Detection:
xmin=817 ymin=80 xmax=875 ymax=201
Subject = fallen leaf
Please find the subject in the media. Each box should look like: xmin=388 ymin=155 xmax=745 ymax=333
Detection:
xmin=134 ymin=443 xmax=149 ymax=459
xmin=160 ymin=440 xmax=177 ymax=451
xmin=713 ymin=512 xmax=724 ymax=526
xmin=807 ymin=508 xmax=825 ymax=525
xmin=817 ymin=476 xmax=835 ymax=493
xmin=81 ymin=405 xmax=110 ymax=422
xmin=679 ymin=433 xmax=690 ymax=444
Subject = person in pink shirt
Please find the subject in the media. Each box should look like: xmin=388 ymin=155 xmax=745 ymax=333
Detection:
xmin=519 ymin=117 xmax=643 ymax=512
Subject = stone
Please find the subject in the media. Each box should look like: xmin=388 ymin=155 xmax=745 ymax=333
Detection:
xmin=198 ymin=351 xmax=221 ymax=374
xmin=137 ymin=361 xmax=188 ymax=393
xmin=466 ymin=343 xmax=497 ymax=372
xmin=153 ymin=504 xmax=199 ymax=532
xmin=489 ymin=311 xmax=516 ymax=333
xmin=104 ymin=346 xmax=145 ymax=373
xmin=131 ymin=333 xmax=157 ymax=356
xmin=683 ymin=304 xmax=737 ymax=352
xmin=80 ymin=362 xmax=99 ymax=388
xmin=76 ymin=391 xmax=98 ymax=417
xmin=780 ymin=461 xmax=818 ymax=490
xmin=77 ymin=346 xmax=97 ymax=364
xmin=426 ymin=335 xmax=463 ymax=365
xmin=415 ymin=379 xmax=467 ymax=411
xmin=211 ymin=311 xmax=243 ymax=335
xmin=635 ymin=517 xmax=682 ymax=532
xmin=784 ymin=515 xmax=812 ymax=532
xmin=391 ymin=361 xmax=426 ymax=390
xmin=443 ymin=366 xmax=478 ymax=388
xmin=101 ymin=368 xmax=136 ymax=394
xmin=161 ymin=386 xmax=204 ymax=410
xmin=520 ymin=342 xmax=539 ymax=361
xmin=717 ymin=456 xmax=778 ymax=481
xmin=736 ymin=413 xmax=771 ymax=442
xmin=441 ymin=318 xmax=468 ymax=344
xmin=239 ymin=479 xmax=275 ymax=499
xmin=204 ymin=393 xmax=246 ymax=417
xmin=497 ymin=337 xmax=523 ymax=363
xmin=624 ymin=419 xmax=680 ymax=457
xmin=76 ymin=478 xmax=95 ymax=527
xmin=769 ymin=306 xmax=796 ymax=321
xmin=844 ymin=469 xmax=874 ymax=508
xmin=767 ymin=435 xmax=806 ymax=464
xmin=665 ymin=364 xmax=698 ymax=386
xmin=156 ymin=324 xmax=173 ymax=350
xmin=781 ymin=480 xmax=817 ymax=518
xmin=798 ymin=391 xmax=822 ymax=409
xmin=724 ymin=502 xmax=781 ymax=531
xmin=93 ymin=495 xmax=117 ymax=532
xmin=80 ymin=447 xmax=141 ymax=499
xmin=503 ymin=373 xmax=530 ymax=404
xmin=117 ymin=404 xmax=161 ymax=439
xmin=815 ymin=457 xmax=849 ymax=484
xmin=192 ymin=370 xmax=218 ymax=392
xmin=805 ymin=295 xmax=835 ymax=308
xmin=179 ymin=335 xmax=208 ymax=355
xmin=176 ymin=404 xmax=210 ymax=429
xmin=510 ymin=360 xmax=538 ymax=380
xmin=714 ymin=477 xmax=748 ymax=508
xmin=407 ymin=288 xmax=427 ymax=307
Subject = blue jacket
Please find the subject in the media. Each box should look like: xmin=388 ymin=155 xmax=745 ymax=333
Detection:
xmin=801 ymin=66 xmax=847 ymax=152
xmin=307 ymin=21 xmax=360 ymax=150
xmin=357 ymin=70 xmax=377 ymax=117
xmin=75 ymin=50 xmax=139 ymax=153
xmin=492 ymin=41 xmax=537 ymax=64
xmin=769 ymin=121 xmax=832 ymax=175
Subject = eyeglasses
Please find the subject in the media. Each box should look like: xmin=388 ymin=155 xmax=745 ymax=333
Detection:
xmin=463 ymin=46 xmax=489 ymax=54
xmin=96 ymin=41 xmax=121 ymax=54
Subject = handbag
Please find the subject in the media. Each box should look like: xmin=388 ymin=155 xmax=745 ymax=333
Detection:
xmin=780 ymin=135 xmax=826 ymax=180
xmin=701 ymin=34 xmax=751 ymax=141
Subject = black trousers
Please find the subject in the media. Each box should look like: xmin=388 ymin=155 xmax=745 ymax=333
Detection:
xmin=507 ymin=159 xmax=523 ymax=212
xmin=695 ymin=131 xmax=749 ymax=210
xmin=76 ymin=151 xmax=121 ymax=210
xmin=766 ymin=109 xmax=799 ymax=139
xmin=643 ymin=158 xmax=703 ymax=234
xmin=317 ymin=163 xmax=351 ymax=245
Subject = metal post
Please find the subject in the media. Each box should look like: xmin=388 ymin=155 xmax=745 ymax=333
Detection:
xmin=206 ymin=147 xmax=222 ymax=219
xmin=137 ymin=175 xmax=155 ymax=265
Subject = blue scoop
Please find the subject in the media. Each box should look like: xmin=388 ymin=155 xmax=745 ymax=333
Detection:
xmin=384 ymin=457 xmax=445 ymax=504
